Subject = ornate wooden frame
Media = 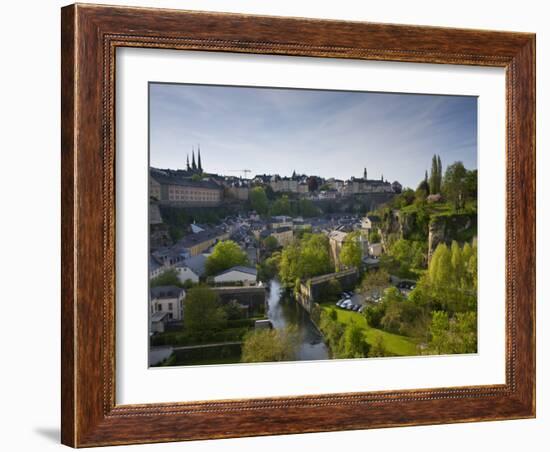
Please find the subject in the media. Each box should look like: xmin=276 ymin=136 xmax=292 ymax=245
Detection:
xmin=61 ymin=3 xmax=536 ymax=447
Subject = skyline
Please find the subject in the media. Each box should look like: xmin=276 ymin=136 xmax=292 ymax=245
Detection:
xmin=149 ymin=83 xmax=477 ymax=189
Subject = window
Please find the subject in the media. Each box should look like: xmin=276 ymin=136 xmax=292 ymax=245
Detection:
xmin=156 ymin=304 xmax=162 ymax=311
xmin=168 ymin=303 xmax=173 ymax=311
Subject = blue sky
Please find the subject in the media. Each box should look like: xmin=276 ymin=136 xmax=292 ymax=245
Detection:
xmin=149 ymin=83 xmax=477 ymax=189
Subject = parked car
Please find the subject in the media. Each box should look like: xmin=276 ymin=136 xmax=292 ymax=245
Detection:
xmin=336 ymin=299 xmax=346 ymax=307
xmin=351 ymin=304 xmax=361 ymax=312
xmin=341 ymin=292 xmax=351 ymax=299
xmin=341 ymin=300 xmax=353 ymax=309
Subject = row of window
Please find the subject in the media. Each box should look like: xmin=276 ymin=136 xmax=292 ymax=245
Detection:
xmin=155 ymin=302 xmax=173 ymax=311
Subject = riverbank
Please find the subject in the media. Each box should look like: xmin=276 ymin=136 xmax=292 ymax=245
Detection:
xmin=319 ymin=302 xmax=418 ymax=356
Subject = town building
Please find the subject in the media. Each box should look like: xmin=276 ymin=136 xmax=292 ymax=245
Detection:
xmin=150 ymin=285 xmax=185 ymax=324
xmin=361 ymin=215 xmax=381 ymax=232
xmin=149 ymin=255 xmax=165 ymax=279
xmin=213 ymin=266 xmax=257 ymax=285
xmin=176 ymin=227 xmax=230 ymax=257
xmin=174 ymin=262 xmax=200 ymax=284
xmin=182 ymin=254 xmax=208 ymax=278
xmin=328 ymin=230 xmax=348 ymax=270
xmin=269 ymin=175 xmax=299 ymax=193
xmin=150 ymin=164 xmax=223 ymax=206
xmin=269 ymin=226 xmax=294 ymax=247
xmin=368 ymin=243 xmax=383 ymax=257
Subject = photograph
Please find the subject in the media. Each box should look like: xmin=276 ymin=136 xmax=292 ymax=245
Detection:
xmin=147 ymin=83 xmax=479 ymax=367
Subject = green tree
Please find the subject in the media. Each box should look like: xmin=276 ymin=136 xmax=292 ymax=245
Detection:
xmin=443 ymin=161 xmax=468 ymax=210
xmin=427 ymin=310 xmax=477 ymax=354
xmin=296 ymin=199 xmax=320 ymax=217
xmin=241 ymin=326 xmax=300 ymax=363
xmin=184 ymin=287 xmax=227 ymax=333
xmin=368 ymin=334 xmax=389 ymax=358
xmin=380 ymin=287 xmax=406 ymax=333
xmin=361 ymin=269 xmax=390 ymax=298
xmin=339 ymin=231 xmax=362 ymax=269
xmin=278 ymin=233 xmax=333 ymax=288
xmin=321 ymin=278 xmax=342 ymax=303
xmin=270 ymin=195 xmax=291 ymax=216
xmin=429 ymin=154 xmax=442 ymax=194
xmin=257 ymin=252 xmax=281 ymax=282
xmin=205 ymin=240 xmax=249 ymax=276
xmin=384 ymin=239 xmax=425 ymax=278
xmin=337 ymin=321 xmax=370 ymax=358
xmin=263 ymin=235 xmax=279 ymax=252
xmin=249 ymin=187 xmax=269 ymax=215
xmin=150 ymin=268 xmax=182 ymax=288
xmin=368 ymin=230 xmax=381 ymax=243
xmin=416 ymin=171 xmax=430 ymax=201
xmin=319 ymin=310 xmax=345 ymax=352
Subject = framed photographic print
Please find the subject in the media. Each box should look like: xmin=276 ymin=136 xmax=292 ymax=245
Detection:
xmin=61 ymin=3 xmax=536 ymax=447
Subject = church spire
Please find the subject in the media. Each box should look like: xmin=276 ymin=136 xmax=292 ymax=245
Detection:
xmin=364 ymin=167 xmax=367 ymax=180
xmin=191 ymin=146 xmax=197 ymax=170
xmin=197 ymin=144 xmax=202 ymax=172
xmin=186 ymin=154 xmax=190 ymax=171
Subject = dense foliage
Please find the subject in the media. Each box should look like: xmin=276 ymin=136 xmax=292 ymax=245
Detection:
xmin=363 ymin=240 xmax=478 ymax=353
xmin=241 ymin=326 xmax=300 ymax=363
xmin=205 ymin=240 xmax=249 ymax=276
xmin=319 ymin=310 xmax=370 ymax=359
xmin=339 ymin=231 xmax=363 ymax=269
xmin=249 ymin=186 xmax=269 ymax=215
xmin=183 ymin=287 xmax=227 ymax=333
xmin=278 ymin=233 xmax=333 ymax=288
xmin=150 ymin=268 xmax=182 ymax=288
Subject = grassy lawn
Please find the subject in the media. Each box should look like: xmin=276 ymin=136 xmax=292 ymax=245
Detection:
xmin=320 ymin=303 xmax=418 ymax=356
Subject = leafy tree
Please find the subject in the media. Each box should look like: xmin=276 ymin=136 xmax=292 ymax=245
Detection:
xmin=296 ymin=199 xmax=320 ymax=217
xmin=416 ymin=172 xmax=430 ymax=200
xmin=270 ymin=195 xmax=291 ymax=216
xmin=263 ymin=235 xmax=279 ymax=252
xmin=241 ymin=326 xmax=299 ymax=363
xmin=278 ymin=233 xmax=333 ymax=288
xmin=368 ymin=230 xmax=381 ymax=243
xmin=383 ymin=239 xmax=425 ymax=278
xmin=191 ymin=173 xmax=203 ymax=181
xmin=429 ymin=154 xmax=442 ymax=194
xmin=319 ymin=310 xmax=345 ymax=354
xmin=363 ymin=303 xmax=386 ymax=329
xmin=392 ymin=188 xmax=415 ymax=208
xmin=223 ymin=300 xmax=245 ymax=320
xmin=361 ymin=269 xmax=390 ymax=298
xmin=369 ymin=334 xmax=389 ymax=358
xmin=321 ymin=278 xmax=342 ymax=303
xmin=205 ymin=240 xmax=249 ymax=276
xmin=337 ymin=321 xmax=370 ymax=358
xmin=442 ymin=161 xmax=468 ymax=210
xmin=464 ymin=169 xmax=478 ymax=201
xmin=150 ymin=268 xmax=182 ymax=288
xmin=339 ymin=231 xmax=362 ymax=269
xmin=249 ymin=187 xmax=269 ymax=215
xmin=257 ymin=252 xmax=281 ymax=282
xmin=410 ymin=240 xmax=477 ymax=316
xmin=380 ymin=287 xmax=406 ymax=333
xmin=427 ymin=311 xmax=477 ymax=354
xmin=184 ymin=287 xmax=227 ymax=333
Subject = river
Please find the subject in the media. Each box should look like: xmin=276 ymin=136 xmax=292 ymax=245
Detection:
xmin=266 ymin=279 xmax=329 ymax=361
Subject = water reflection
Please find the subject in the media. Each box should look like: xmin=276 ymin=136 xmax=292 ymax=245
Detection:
xmin=267 ymin=279 xmax=329 ymax=361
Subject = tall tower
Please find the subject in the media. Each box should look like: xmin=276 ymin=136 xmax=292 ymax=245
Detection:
xmin=186 ymin=154 xmax=190 ymax=171
xmin=191 ymin=147 xmax=197 ymax=170
xmin=197 ymin=144 xmax=202 ymax=172
xmin=363 ymin=167 xmax=367 ymax=180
